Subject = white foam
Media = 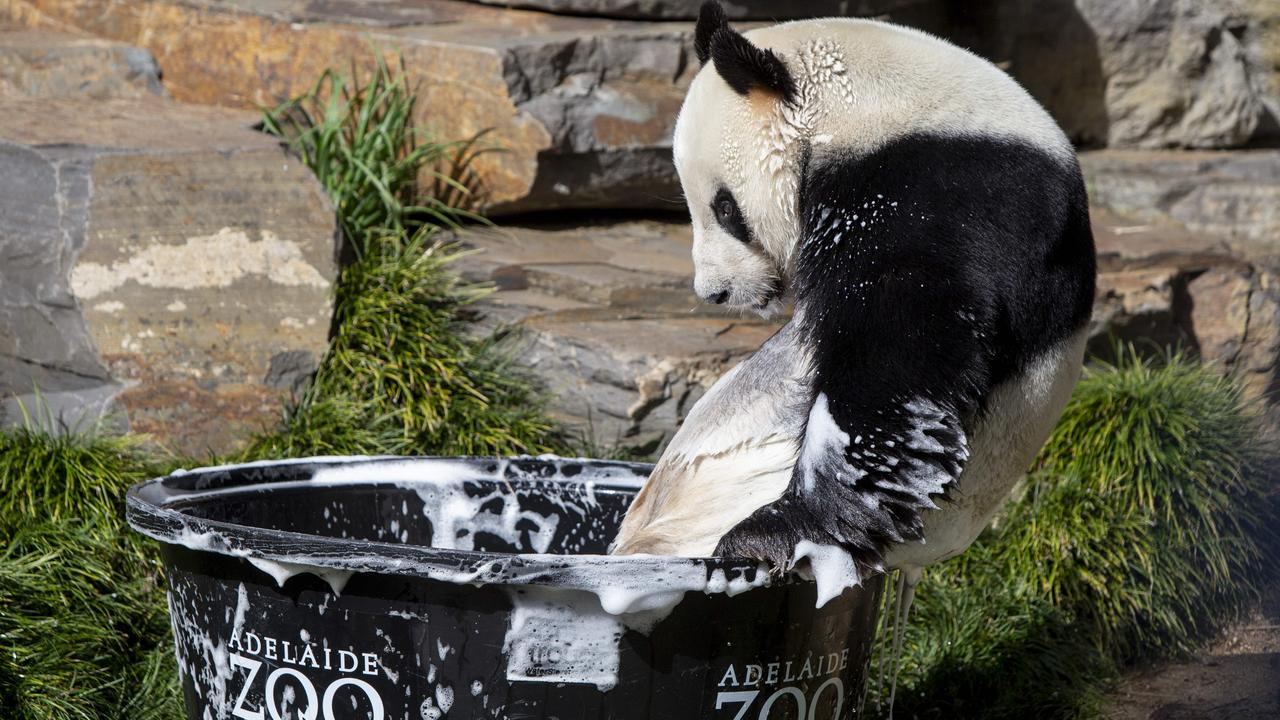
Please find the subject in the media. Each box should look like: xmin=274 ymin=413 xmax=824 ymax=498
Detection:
xmin=435 ymin=684 xmax=454 ymax=713
xmin=792 ymin=542 xmax=860 ymax=608
xmin=244 ymin=557 xmax=353 ymax=596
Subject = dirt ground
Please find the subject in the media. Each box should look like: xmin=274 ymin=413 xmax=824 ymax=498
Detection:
xmin=1103 ymin=588 xmax=1280 ymax=719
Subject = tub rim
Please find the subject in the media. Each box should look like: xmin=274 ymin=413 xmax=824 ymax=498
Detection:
xmin=125 ymin=454 xmax=766 ymax=593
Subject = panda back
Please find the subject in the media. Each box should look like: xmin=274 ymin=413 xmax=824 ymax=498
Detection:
xmin=745 ymin=18 xmax=1074 ymax=163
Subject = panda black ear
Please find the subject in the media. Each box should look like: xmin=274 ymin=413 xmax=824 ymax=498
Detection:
xmin=710 ymin=27 xmax=797 ymax=104
xmin=694 ymin=1 xmax=728 ymax=65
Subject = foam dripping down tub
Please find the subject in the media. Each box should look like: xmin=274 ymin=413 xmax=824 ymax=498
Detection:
xmin=127 ymin=456 xmax=884 ymax=719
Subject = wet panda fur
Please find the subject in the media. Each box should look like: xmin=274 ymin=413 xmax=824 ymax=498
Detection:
xmin=611 ymin=2 xmax=1096 ymax=593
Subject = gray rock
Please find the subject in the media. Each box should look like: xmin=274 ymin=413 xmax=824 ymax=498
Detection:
xmin=969 ymin=0 xmax=1279 ymax=148
xmin=0 ymin=97 xmax=338 ymax=454
xmin=0 ymin=27 xmax=166 ymax=100
xmin=1188 ymin=266 xmax=1280 ymax=403
xmin=460 ymin=0 xmax=925 ymax=20
xmin=491 ymin=25 xmax=697 ymax=213
xmin=451 ymin=220 xmax=783 ymax=451
xmin=1082 ymin=149 xmax=1280 ymax=266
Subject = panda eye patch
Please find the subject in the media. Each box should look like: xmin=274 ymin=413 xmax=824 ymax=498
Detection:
xmin=712 ymin=188 xmax=751 ymax=244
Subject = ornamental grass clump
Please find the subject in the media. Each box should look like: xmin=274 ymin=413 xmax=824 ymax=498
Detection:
xmin=879 ymin=348 xmax=1278 ymax=719
xmin=250 ymin=233 xmax=562 ymax=457
xmin=260 ymin=53 xmax=486 ymax=246
xmin=0 ymin=424 xmax=181 ymax=720
xmin=254 ymin=54 xmax=563 ymax=458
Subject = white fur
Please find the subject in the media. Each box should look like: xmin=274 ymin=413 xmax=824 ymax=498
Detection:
xmin=612 ymin=326 xmax=808 ymax=556
xmin=798 ymin=392 xmax=850 ymax=493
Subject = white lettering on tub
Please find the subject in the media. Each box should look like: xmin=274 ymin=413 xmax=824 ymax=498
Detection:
xmin=714 ymin=649 xmax=852 ymax=719
xmin=230 ymin=654 xmax=264 ymax=720
xmin=228 ymin=627 xmax=386 ymax=719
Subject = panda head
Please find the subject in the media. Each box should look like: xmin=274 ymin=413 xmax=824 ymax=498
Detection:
xmin=674 ymin=2 xmax=804 ymax=317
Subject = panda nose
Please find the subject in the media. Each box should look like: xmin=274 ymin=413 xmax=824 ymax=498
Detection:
xmin=708 ymin=290 xmax=729 ymax=305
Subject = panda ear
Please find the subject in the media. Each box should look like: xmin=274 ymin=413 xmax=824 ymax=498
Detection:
xmin=710 ymin=27 xmax=797 ymax=104
xmin=694 ymin=1 xmax=728 ymax=65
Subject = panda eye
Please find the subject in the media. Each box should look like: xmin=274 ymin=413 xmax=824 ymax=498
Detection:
xmin=711 ymin=188 xmax=751 ymax=244
xmin=716 ymin=197 xmax=735 ymax=222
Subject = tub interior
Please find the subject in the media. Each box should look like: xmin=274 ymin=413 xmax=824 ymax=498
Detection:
xmin=163 ymin=457 xmax=645 ymax=556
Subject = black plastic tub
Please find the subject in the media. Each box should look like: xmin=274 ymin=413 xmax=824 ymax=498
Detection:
xmin=126 ymin=456 xmax=883 ymax=720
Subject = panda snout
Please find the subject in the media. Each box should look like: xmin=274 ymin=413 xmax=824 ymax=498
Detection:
xmin=694 ymin=275 xmax=732 ymax=304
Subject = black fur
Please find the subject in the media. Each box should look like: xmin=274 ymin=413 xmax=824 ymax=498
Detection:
xmin=713 ymin=187 xmax=752 ymax=243
xmin=710 ymin=28 xmax=797 ymax=103
xmin=715 ymin=134 xmax=1097 ymax=574
xmin=694 ymin=1 xmax=728 ymax=65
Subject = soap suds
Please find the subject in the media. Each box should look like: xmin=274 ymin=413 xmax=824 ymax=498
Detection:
xmin=792 ymin=541 xmax=860 ymax=608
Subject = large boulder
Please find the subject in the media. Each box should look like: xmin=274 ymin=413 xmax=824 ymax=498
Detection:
xmin=0 ymin=25 xmax=165 ymax=99
xmin=458 ymin=0 xmax=927 ymax=20
xmin=4 ymin=0 xmax=702 ymax=215
xmin=966 ymin=0 xmax=1279 ymax=149
xmin=1081 ymin=149 xmax=1280 ymax=265
xmin=0 ymin=97 xmax=338 ymax=454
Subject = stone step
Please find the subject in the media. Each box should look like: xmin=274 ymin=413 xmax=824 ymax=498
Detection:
xmin=0 ymin=25 xmax=165 ymax=99
xmin=4 ymin=0 xmax=703 ymax=215
xmin=0 ymin=97 xmax=338 ymax=455
xmin=1082 ymin=149 xmax=1280 ymax=268
xmin=458 ymin=0 xmax=927 ymax=20
xmin=451 ymin=220 xmax=780 ymax=451
xmin=452 ymin=205 xmax=1280 ymax=451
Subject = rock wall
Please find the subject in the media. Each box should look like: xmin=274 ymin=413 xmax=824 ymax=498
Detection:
xmin=0 ymin=26 xmax=165 ymax=99
xmin=3 ymin=0 xmax=701 ymax=214
xmin=948 ymin=0 xmax=1279 ymax=149
xmin=5 ymin=0 xmax=1278 ymax=224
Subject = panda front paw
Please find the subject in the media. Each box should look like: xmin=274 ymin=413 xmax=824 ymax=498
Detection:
xmin=714 ymin=505 xmax=802 ymax=572
xmin=714 ymin=494 xmax=886 ymax=585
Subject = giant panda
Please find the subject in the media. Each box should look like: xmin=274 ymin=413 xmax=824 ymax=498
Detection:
xmin=611 ymin=2 xmax=1097 ymax=601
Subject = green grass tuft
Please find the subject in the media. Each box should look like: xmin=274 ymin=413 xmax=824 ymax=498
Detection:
xmin=0 ymin=424 xmax=152 ymax=530
xmin=261 ymin=53 xmax=487 ymax=247
xmin=0 ymin=427 xmax=181 ymax=720
xmin=249 ymin=233 xmax=563 ymax=457
xmin=1021 ymin=348 xmax=1277 ymax=661
xmin=878 ymin=348 xmax=1278 ymax=719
